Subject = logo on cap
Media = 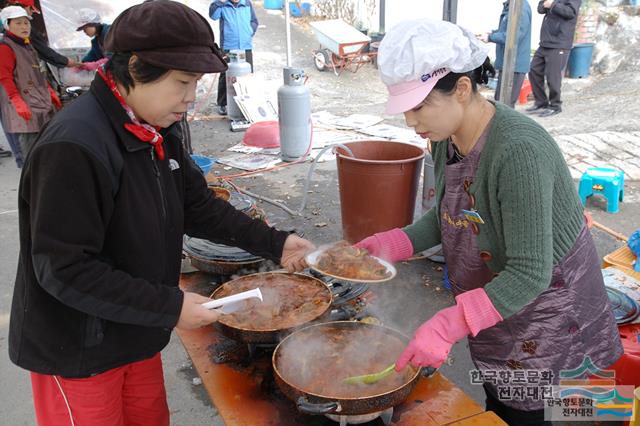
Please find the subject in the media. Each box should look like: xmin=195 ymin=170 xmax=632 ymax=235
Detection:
xmin=420 ymin=68 xmax=448 ymax=83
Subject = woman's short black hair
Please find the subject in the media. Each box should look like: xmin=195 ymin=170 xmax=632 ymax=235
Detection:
xmin=432 ymin=71 xmax=479 ymax=94
xmin=432 ymin=58 xmax=495 ymax=95
xmin=105 ymin=52 xmax=169 ymax=93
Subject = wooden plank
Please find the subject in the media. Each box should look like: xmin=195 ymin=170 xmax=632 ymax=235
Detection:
xmin=445 ymin=411 xmax=507 ymax=425
xmin=393 ymin=374 xmax=484 ymax=425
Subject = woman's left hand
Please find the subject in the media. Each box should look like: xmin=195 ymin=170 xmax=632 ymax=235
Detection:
xmin=396 ymin=288 xmax=503 ymax=371
xmin=281 ymin=234 xmax=315 ymax=272
xmin=396 ymin=306 xmax=468 ymax=371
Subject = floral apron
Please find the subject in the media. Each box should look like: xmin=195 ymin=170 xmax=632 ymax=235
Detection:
xmin=439 ymin=124 xmax=622 ymax=410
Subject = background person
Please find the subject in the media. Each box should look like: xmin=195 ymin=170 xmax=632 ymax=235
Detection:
xmin=2 ymin=0 xmax=78 ymax=69
xmin=481 ymin=0 xmax=532 ymax=108
xmin=526 ymin=0 xmax=582 ymax=117
xmin=0 ymin=5 xmax=59 ymax=167
xmin=75 ymin=8 xmax=110 ymax=71
xmin=0 ymin=0 xmax=75 ymax=160
xmin=209 ymin=0 xmax=258 ymax=116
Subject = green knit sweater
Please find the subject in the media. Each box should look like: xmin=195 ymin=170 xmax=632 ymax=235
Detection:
xmin=403 ymin=102 xmax=584 ymax=318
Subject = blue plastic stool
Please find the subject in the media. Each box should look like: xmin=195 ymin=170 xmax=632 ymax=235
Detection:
xmin=578 ymin=167 xmax=624 ymax=213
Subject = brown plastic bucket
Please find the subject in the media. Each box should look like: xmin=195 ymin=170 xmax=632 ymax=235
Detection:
xmin=335 ymin=141 xmax=425 ymax=243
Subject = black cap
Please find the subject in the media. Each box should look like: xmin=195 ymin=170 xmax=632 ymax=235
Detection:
xmin=104 ymin=0 xmax=227 ymax=74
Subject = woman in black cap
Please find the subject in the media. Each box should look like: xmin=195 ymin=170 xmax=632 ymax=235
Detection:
xmin=8 ymin=1 xmax=313 ymax=424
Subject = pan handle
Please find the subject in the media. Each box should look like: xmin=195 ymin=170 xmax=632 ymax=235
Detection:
xmin=296 ymin=397 xmax=341 ymax=415
xmin=420 ymin=355 xmax=453 ymax=378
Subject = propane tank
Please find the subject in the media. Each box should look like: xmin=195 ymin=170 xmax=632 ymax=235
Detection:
xmin=226 ymin=50 xmax=252 ymax=121
xmin=278 ymin=67 xmax=311 ymax=162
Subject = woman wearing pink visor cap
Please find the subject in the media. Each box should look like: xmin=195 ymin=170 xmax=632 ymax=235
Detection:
xmin=355 ymin=18 xmax=622 ymax=425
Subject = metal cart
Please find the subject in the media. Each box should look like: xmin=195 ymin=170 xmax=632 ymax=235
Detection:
xmin=309 ymin=19 xmax=375 ymax=76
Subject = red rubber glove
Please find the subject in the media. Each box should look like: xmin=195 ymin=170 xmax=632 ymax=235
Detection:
xmin=48 ymin=86 xmax=61 ymax=110
xmin=10 ymin=95 xmax=31 ymax=122
xmin=396 ymin=288 xmax=503 ymax=371
xmin=354 ymin=228 xmax=414 ymax=262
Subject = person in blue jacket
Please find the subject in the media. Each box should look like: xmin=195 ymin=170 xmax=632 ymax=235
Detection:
xmin=482 ymin=0 xmax=532 ymax=108
xmin=210 ymin=0 xmax=258 ymax=116
xmin=76 ymin=8 xmax=110 ymax=64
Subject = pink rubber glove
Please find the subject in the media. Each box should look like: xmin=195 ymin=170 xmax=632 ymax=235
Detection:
xmin=395 ymin=288 xmax=503 ymax=371
xmin=354 ymin=228 xmax=414 ymax=262
xmin=79 ymin=58 xmax=108 ymax=71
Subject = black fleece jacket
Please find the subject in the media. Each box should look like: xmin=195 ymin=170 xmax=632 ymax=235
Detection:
xmin=9 ymin=75 xmax=289 ymax=377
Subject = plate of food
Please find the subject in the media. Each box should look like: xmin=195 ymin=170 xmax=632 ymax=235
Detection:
xmin=305 ymin=241 xmax=397 ymax=283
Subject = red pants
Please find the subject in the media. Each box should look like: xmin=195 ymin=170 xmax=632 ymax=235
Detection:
xmin=30 ymin=353 xmax=169 ymax=426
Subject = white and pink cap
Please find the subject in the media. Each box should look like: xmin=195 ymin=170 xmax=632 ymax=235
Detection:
xmin=378 ymin=18 xmax=489 ymax=115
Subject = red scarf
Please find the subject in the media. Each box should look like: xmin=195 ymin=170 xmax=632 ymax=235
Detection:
xmin=97 ymin=68 xmax=165 ymax=160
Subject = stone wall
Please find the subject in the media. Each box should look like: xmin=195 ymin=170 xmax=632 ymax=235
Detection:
xmin=592 ymin=5 xmax=640 ymax=74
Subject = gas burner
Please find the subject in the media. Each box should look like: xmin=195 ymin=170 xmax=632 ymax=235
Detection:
xmin=326 ymin=407 xmax=393 ymax=426
xmin=209 ymin=335 xmax=248 ymax=364
xmin=330 ymin=281 xmax=370 ymax=306
xmin=208 ymin=335 xmax=279 ymax=365
xmin=308 ymin=268 xmax=372 ymax=307
xmin=246 ymin=342 xmax=278 ymax=360
xmin=308 ymin=270 xmax=379 ymax=324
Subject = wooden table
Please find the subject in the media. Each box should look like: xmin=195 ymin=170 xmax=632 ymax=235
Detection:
xmin=177 ymin=272 xmax=506 ymax=425
xmin=446 ymin=411 xmax=505 ymax=425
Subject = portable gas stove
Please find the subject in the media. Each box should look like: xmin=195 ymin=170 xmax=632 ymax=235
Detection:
xmin=206 ymin=271 xmax=398 ymax=425
xmin=326 ymin=407 xmax=394 ymax=426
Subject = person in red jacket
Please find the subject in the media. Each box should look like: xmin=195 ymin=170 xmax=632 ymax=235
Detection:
xmin=0 ymin=5 xmax=59 ymax=167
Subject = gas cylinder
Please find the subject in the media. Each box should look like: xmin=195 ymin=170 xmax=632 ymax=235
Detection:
xmin=277 ymin=67 xmax=311 ymax=162
xmin=226 ymin=50 xmax=252 ymax=121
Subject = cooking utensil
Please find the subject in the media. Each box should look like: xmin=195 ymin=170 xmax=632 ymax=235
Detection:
xmin=305 ymin=246 xmax=397 ymax=284
xmin=184 ymin=235 xmax=265 ymax=275
xmin=183 ymin=236 xmax=262 ymax=262
xmin=593 ymin=220 xmax=628 ymax=242
xmin=343 ymin=360 xmax=451 ymax=386
xmin=187 ymin=254 xmax=265 ymax=276
xmin=343 ymin=363 xmax=395 ymax=385
xmin=273 ymin=321 xmax=421 ymax=416
xmin=211 ymin=272 xmax=332 ymax=343
xmin=202 ymin=288 xmax=263 ymax=314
